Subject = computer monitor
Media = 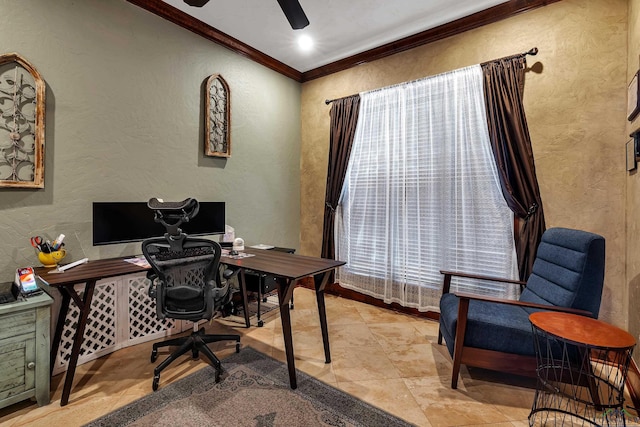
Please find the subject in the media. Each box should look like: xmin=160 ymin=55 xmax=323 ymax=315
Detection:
xmin=92 ymin=201 xmax=225 ymax=246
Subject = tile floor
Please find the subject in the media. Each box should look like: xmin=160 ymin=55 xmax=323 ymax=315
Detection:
xmin=0 ymin=287 xmax=614 ymax=426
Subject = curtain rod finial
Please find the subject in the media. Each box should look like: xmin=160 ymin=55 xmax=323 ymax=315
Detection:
xmin=526 ymin=47 xmax=538 ymax=56
xmin=325 ymin=99 xmax=332 ymax=105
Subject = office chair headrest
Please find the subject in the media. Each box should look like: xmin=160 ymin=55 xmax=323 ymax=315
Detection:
xmin=148 ymin=197 xmax=200 ymax=238
xmin=148 ymin=198 xmax=199 ymax=216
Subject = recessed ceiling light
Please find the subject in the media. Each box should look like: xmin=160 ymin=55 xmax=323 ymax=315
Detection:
xmin=297 ymin=34 xmax=314 ymax=51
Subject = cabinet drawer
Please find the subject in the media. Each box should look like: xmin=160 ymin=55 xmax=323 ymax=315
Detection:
xmin=0 ymin=310 xmax=36 ymax=340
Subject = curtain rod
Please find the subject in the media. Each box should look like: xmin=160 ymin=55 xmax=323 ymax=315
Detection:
xmin=324 ymin=47 xmax=538 ymax=105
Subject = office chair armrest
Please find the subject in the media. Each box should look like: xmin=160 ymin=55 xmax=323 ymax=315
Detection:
xmin=147 ymin=270 xmax=158 ymax=298
xmin=222 ymin=267 xmax=240 ymax=281
xmin=454 ymin=292 xmax=594 ymax=317
xmin=440 ymin=269 xmax=526 ymax=294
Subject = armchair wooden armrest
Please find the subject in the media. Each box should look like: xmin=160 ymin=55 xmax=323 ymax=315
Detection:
xmin=454 ymin=292 xmax=594 ymax=318
xmin=439 ymin=269 xmax=526 ymax=294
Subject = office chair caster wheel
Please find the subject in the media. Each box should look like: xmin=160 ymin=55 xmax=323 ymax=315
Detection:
xmin=151 ymin=348 xmax=158 ymax=363
xmin=192 ymin=349 xmax=199 ymax=359
xmin=215 ymin=369 xmax=221 ymax=383
xmin=235 ymin=342 xmax=240 ymax=353
xmin=257 ymin=320 xmax=264 ymax=327
xmin=152 ymin=374 xmax=160 ymax=391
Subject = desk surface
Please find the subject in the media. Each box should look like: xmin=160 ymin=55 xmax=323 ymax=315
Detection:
xmin=35 ymin=257 xmax=148 ymax=287
xmin=222 ymin=248 xmax=345 ymax=279
xmin=35 ymin=249 xmax=345 ymax=285
xmin=529 ymin=311 xmax=635 ymax=349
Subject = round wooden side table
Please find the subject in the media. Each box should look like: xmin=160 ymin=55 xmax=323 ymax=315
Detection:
xmin=529 ymin=311 xmax=635 ymax=427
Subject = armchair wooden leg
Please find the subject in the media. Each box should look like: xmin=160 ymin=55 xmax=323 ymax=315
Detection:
xmin=438 ymin=272 xmax=451 ymax=346
xmin=451 ymin=297 xmax=470 ymax=389
xmin=451 ymin=356 xmax=462 ymax=389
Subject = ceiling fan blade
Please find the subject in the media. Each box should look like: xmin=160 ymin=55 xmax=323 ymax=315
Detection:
xmin=184 ymin=0 xmax=210 ymax=7
xmin=277 ymin=0 xmax=309 ymax=30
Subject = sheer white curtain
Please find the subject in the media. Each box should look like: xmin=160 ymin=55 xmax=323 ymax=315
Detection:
xmin=335 ymin=65 xmax=518 ymax=312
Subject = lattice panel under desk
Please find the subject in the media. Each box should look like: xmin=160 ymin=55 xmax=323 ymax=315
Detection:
xmin=53 ymin=279 xmax=118 ymax=375
xmin=126 ymin=274 xmax=177 ymax=345
xmin=52 ymin=273 xmax=181 ymax=376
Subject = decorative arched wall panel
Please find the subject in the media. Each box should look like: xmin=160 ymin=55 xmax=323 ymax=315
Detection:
xmin=205 ymin=74 xmax=230 ymax=157
xmin=0 ymin=53 xmax=45 ymax=188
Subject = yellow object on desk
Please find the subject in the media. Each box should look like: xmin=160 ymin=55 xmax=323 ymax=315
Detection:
xmin=38 ymin=249 xmax=66 ymax=267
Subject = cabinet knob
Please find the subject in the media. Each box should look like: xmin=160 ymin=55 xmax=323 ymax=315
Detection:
xmin=27 ymin=362 xmax=36 ymax=370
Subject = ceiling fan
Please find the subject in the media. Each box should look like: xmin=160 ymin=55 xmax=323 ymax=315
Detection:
xmin=183 ymin=0 xmax=310 ymax=30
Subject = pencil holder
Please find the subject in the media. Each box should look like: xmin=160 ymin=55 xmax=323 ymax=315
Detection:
xmin=38 ymin=249 xmax=67 ymax=267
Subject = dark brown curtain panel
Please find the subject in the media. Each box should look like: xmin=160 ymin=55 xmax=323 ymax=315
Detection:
xmin=321 ymin=95 xmax=361 ymax=260
xmin=481 ymin=55 xmax=546 ymax=280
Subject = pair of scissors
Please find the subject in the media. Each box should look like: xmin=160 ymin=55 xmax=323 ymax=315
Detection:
xmin=30 ymin=236 xmax=44 ymax=251
xmin=31 ymin=236 xmax=52 ymax=253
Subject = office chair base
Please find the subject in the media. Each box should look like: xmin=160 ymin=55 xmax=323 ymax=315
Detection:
xmin=150 ymin=328 xmax=240 ymax=391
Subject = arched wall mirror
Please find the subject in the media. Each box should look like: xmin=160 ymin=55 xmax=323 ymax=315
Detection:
xmin=0 ymin=52 xmax=45 ymax=188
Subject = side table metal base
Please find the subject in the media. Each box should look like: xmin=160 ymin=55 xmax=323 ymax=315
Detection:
xmin=529 ymin=318 xmax=634 ymax=427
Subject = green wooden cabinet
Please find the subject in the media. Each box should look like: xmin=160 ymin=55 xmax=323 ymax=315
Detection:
xmin=0 ymin=291 xmax=52 ymax=409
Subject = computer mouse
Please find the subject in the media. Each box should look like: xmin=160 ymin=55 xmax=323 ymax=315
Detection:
xmin=230 ymin=250 xmax=238 ymax=256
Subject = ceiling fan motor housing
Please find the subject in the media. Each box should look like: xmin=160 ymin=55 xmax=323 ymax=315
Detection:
xmin=183 ymin=0 xmax=309 ymax=30
xmin=184 ymin=0 xmax=210 ymax=7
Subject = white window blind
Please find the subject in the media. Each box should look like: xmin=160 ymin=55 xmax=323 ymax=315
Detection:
xmin=335 ymin=65 xmax=518 ymax=312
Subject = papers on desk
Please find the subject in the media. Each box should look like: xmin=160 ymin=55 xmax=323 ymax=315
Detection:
xmin=221 ymin=250 xmax=255 ymax=260
xmin=250 ymin=244 xmax=275 ymax=250
xmin=124 ymin=256 xmax=151 ymax=269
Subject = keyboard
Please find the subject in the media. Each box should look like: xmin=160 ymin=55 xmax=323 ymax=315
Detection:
xmin=154 ymin=246 xmax=214 ymax=261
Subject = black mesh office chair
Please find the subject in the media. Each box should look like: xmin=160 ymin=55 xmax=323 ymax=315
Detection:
xmin=142 ymin=197 xmax=240 ymax=391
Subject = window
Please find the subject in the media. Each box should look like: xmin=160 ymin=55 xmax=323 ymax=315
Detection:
xmin=335 ymin=65 xmax=518 ymax=312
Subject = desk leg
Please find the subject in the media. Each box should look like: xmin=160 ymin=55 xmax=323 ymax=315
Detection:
xmin=276 ymin=278 xmax=297 ymax=389
xmin=315 ymin=272 xmax=331 ymax=364
xmin=239 ymin=269 xmax=251 ymax=328
xmin=60 ymin=280 xmax=97 ymax=406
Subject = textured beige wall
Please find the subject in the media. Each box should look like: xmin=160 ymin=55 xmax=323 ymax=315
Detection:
xmin=301 ymin=0 xmax=628 ymax=327
xmin=628 ymin=0 xmax=640 ymax=348
xmin=0 ymin=0 xmax=301 ymax=282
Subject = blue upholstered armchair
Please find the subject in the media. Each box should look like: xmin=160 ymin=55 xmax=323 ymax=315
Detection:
xmin=438 ymin=227 xmax=605 ymax=388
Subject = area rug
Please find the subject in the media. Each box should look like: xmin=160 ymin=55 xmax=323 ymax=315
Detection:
xmin=84 ymin=347 xmax=413 ymax=427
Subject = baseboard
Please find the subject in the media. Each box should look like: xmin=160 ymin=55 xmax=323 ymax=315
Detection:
xmin=297 ymin=279 xmax=439 ymax=320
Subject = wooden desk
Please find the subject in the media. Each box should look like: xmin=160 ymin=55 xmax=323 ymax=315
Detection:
xmin=35 ymin=258 xmax=147 ymax=406
xmin=35 ymin=250 xmax=344 ymax=404
xmin=221 ymin=248 xmax=345 ymax=389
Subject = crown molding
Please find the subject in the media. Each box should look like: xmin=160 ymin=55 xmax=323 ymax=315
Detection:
xmin=301 ymin=0 xmax=560 ymax=82
xmin=126 ymin=0 xmax=303 ymax=82
xmin=128 ymin=0 xmax=561 ymax=84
